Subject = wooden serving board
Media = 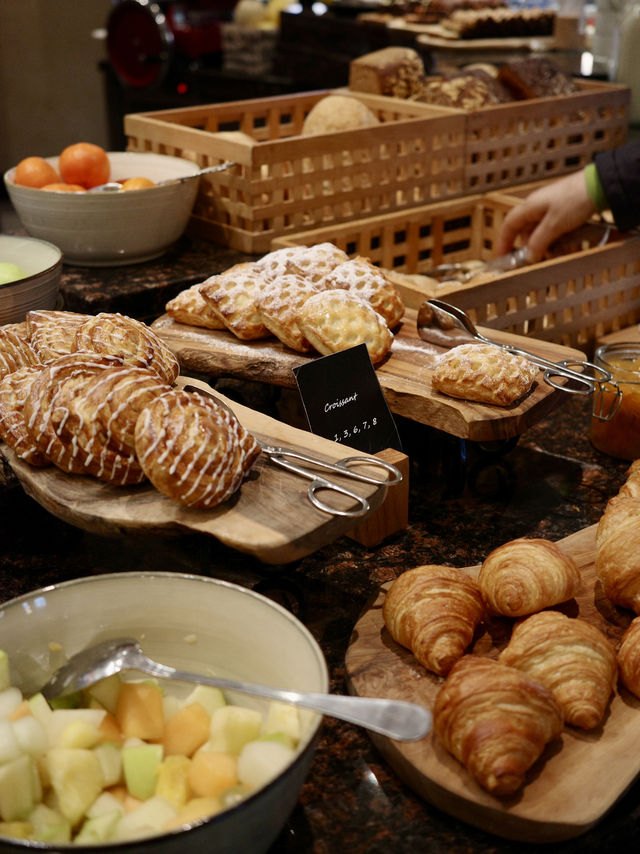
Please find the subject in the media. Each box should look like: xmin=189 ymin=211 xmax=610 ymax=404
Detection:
xmin=0 ymin=378 xmax=397 ymax=565
xmin=151 ymin=310 xmax=586 ymax=443
xmin=388 ymin=19 xmax=555 ymax=50
xmin=345 ymin=524 xmax=640 ymax=843
xmin=597 ymin=323 xmax=640 ymax=348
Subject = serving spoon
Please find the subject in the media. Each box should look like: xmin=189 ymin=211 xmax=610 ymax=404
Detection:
xmin=89 ymin=161 xmax=235 ymax=192
xmin=39 ymin=638 xmax=432 ymax=742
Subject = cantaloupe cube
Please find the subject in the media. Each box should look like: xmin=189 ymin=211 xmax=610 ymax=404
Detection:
xmin=162 ymin=702 xmax=210 ymax=757
xmin=105 ymin=785 xmax=127 ymax=805
xmin=155 ymin=754 xmax=191 ymax=808
xmin=7 ymin=700 xmax=31 ymax=722
xmin=115 ymin=683 xmax=164 ymax=740
xmin=97 ymin=712 xmax=123 ymax=745
xmin=187 ymin=751 xmax=238 ymax=798
xmin=163 ymin=796 xmax=220 ymax=831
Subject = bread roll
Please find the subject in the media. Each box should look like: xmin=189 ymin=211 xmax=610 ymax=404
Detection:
xmin=433 ymin=655 xmax=563 ymax=796
xmin=499 ymin=611 xmax=617 ymax=729
xmin=383 ymin=564 xmax=485 ymax=676
xmin=478 ymin=537 xmax=581 ymax=617
xmin=301 ymin=95 xmax=379 ymax=135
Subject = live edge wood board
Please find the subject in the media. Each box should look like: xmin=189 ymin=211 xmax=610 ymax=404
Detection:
xmin=0 ymin=378 xmax=400 ymax=565
xmin=151 ymin=309 xmax=586 ymax=444
xmin=345 ymin=524 xmax=640 ymax=843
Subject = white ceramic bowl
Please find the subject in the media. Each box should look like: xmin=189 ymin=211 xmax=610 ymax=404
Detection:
xmin=3 ymin=152 xmax=202 ymax=266
xmin=0 ymin=234 xmax=62 ymax=324
xmin=0 ymin=572 xmax=328 ymax=853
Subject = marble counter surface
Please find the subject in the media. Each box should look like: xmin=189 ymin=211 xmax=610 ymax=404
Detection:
xmin=1 ymin=237 xmax=638 ymax=852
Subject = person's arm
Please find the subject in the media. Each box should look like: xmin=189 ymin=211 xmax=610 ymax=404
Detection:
xmin=495 ymin=169 xmax=597 ymax=262
xmin=593 ymin=141 xmax=640 ymax=232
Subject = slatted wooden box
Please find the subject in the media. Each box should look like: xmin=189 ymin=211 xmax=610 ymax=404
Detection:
xmin=270 ymin=189 xmax=640 ymax=356
xmin=124 ymin=91 xmax=467 ymax=254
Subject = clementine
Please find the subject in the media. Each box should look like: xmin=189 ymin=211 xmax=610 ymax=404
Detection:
xmin=58 ymin=142 xmax=110 ymax=189
xmin=121 ymin=176 xmax=155 ymax=190
xmin=41 ymin=182 xmax=86 ymax=192
xmin=14 ymin=156 xmax=59 ymax=189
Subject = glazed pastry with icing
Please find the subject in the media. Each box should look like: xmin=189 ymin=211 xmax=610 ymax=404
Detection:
xmin=383 ymin=564 xmax=485 ymax=676
xmin=499 ymin=611 xmax=617 ymax=729
xmin=433 ymin=655 xmax=563 ymax=796
xmin=0 ymin=326 xmax=39 ymax=380
xmin=0 ymin=366 xmax=49 ymax=467
xmin=134 ymin=388 xmax=261 ymax=509
xmin=26 ymin=310 xmax=92 ymax=363
xmin=478 ymin=536 xmax=581 ymax=617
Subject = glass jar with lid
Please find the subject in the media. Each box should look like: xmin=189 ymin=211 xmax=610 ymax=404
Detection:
xmin=590 ymin=342 xmax=640 ymax=460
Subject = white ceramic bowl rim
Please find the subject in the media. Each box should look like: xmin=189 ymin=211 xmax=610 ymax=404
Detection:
xmin=0 ymin=235 xmax=62 ymax=291
xmin=0 ymin=570 xmax=327 ymax=850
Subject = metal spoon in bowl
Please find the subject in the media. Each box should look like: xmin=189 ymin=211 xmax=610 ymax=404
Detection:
xmin=89 ymin=161 xmax=235 ymax=192
xmin=39 ymin=637 xmax=432 ymax=742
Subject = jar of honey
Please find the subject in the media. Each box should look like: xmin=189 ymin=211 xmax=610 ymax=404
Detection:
xmin=590 ymin=342 xmax=640 ymax=460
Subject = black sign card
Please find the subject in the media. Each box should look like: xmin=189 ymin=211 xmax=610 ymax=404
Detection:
xmin=293 ymin=344 xmax=402 ymax=454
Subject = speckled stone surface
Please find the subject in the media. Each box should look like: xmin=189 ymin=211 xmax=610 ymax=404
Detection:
xmin=1 ymin=244 xmax=638 ymax=852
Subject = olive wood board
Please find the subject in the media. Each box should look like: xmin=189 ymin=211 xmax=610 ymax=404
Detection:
xmin=0 ymin=377 xmax=397 ymax=565
xmin=344 ymin=523 xmax=640 ymax=843
xmin=597 ymin=323 xmax=640 ymax=348
xmin=387 ymin=19 xmax=556 ymax=49
xmin=151 ymin=309 xmax=586 ymax=443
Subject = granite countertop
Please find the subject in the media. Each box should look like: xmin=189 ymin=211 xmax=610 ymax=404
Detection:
xmin=2 ymin=237 xmax=638 ymax=852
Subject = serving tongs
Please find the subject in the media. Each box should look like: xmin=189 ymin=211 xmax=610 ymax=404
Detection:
xmin=417 ymin=299 xmax=622 ymax=421
xmin=429 ymin=247 xmax=533 ymax=283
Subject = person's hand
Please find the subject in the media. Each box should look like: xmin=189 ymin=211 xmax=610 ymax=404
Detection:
xmin=496 ymin=170 xmax=597 ymax=263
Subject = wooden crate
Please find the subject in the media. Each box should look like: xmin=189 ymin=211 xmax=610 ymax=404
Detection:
xmin=270 ymin=193 xmax=640 ymax=356
xmin=124 ymin=91 xmax=467 ymax=254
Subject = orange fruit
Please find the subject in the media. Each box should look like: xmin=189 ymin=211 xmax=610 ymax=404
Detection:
xmin=14 ymin=156 xmax=59 ymax=188
xmin=121 ymin=177 xmax=155 ymax=191
xmin=41 ymin=182 xmax=86 ymax=192
xmin=58 ymin=142 xmax=110 ymax=189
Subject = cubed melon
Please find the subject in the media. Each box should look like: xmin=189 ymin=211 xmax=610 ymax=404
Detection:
xmin=187 ymin=751 xmax=238 ymax=798
xmin=162 ymin=702 xmax=210 ymax=757
xmin=45 ymin=748 xmax=104 ymax=826
xmin=208 ymin=705 xmax=262 ymax=755
xmin=115 ymin=682 xmax=164 ymax=740
xmin=155 ymin=754 xmax=192 ymax=808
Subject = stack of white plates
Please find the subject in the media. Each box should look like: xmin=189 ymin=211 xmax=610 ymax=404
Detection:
xmin=0 ymin=233 xmax=62 ymax=325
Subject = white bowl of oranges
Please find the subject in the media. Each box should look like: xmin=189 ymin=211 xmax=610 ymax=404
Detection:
xmin=3 ymin=144 xmax=203 ymax=267
xmin=0 ymin=571 xmax=327 ymax=852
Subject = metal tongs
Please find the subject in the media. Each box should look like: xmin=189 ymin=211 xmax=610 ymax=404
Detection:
xmin=417 ymin=299 xmax=622 ymax=421
xmin=430 ymin=247 xmax=533 ymax=283
xmin=184 ymin=385 xmax=402 ymax=518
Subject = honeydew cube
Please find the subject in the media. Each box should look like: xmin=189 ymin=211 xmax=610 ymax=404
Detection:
xmin=58 ymin=718 xmax=103 ymax=750
xmin=182 ymin=685 xmax=226 ymax=716
xmin=114 ymin=795 xmax=177 ymax=841
xmin=115 ymin=682 xmax=164 ymax=740
xmin=75 ymin=810 xmax=120 ymax=844
xmin=12 ymin=716 xmax=48 ymax=758
xmin=187 ymin=751 xmax=238 ymax=798
xmin=0 ymin=755 xmax=39 ymax=821
xmin=237 ymin=740 xmax=295 ymax=790
xmin=0 ymin=820 xmax=32 ymax=839
xmin=0 ymin=719 xmax=22 ymax=765
xmin=93 ymin=741 xmax=123 ymax=788
xmin=122 ymin=743 xmax=163 ymax=800
xmin=86 ymin=790 xmax=125 ymax=819
xmin=85 ymin=674 xmax=121 ymax=716
xmin=27 ymin=694 xmax=53 ymax=729
xmin=262 ymin=701 xmax=301 ymax=744
xmin=45 ymin=748 xmax=104 ymax=826
xmin=208 ymin=705 xmax=262 ymax=755
xmin=0 ymin=652 xmax=10 ymax=693
xmin=28 ymin=803 xmax=71 ymax=843
xmin=155 ymin=754 xmax=191 ymax=808
xmin=163 ymin=796 xmax=220 ymax=831
xmin=259 ymin=731 xmax=296 ymax=750
xmin=0 ymin=688 xmax=22 ymax=720
xmin=48 ymin=709 xmax=106 ymax=748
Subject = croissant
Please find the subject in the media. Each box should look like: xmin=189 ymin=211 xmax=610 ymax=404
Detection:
xmin=499 ymin=611 xmax=617 ymax=729
xmin=478 ymin=537 xmax=581 ymax=617
xmin=382 ymin=565 xmax=485 ymax=676
xmin=595 ymin=493 xmax=640 ymax=613
xmin=433 ymin=655 xmax=563 ymax=796
xmin=617 ymin=616 xmax=640 ymax=697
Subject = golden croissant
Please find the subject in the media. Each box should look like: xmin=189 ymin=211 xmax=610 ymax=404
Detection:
xmin=499 ymin=611 xmax=617 ymax=729
xmin=382 ymin=565 xmax=485 ymax=676
xmin=433 ymin=655 xmax=563 ymax=796
xmin=596 ymin=492 xmax=640 ymax=614
xmin=617 ymin=615 xmax=640 ymax=698
xmin=478 ymin=537 xmax=581 ymax=617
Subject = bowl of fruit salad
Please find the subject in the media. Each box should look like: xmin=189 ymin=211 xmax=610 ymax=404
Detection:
xmin=3 ymin=146 xmax=203 ymax=267
xmin=0 ymin=572 xmax=328 ymax=852
xmin=0 ymin=234 xmax=62 ymax=326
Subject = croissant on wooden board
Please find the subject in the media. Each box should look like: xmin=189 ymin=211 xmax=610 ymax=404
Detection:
xmin=617 ymin=616 xmax=640 ymax=698
xmin=478 ymin=537 xmax=581 ymax=617
xmin=596 ymin=493 xmax=640 ymax=614
xmin=499 ymin=611 xmax=617 ymax=730
xmin=382 ymin=565 xmax=485 ymax=676
xmin=433 ymin=655 xmax=564 ymax=796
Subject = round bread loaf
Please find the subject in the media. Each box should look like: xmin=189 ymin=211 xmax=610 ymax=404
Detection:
xmin=301 ymin=95 xmax=379 ymax=135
